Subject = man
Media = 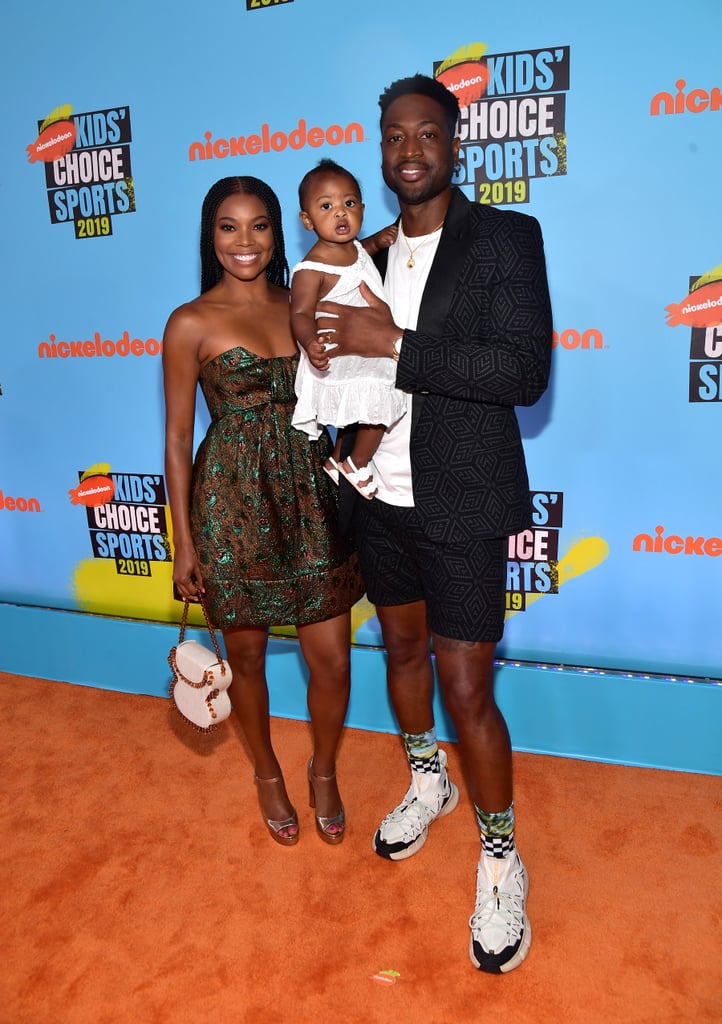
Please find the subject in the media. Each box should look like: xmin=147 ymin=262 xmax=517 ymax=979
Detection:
xmin=318 ymin=74 xmax=552 ymax=973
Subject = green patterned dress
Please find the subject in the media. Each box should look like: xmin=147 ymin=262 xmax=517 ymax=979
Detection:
xmin=190 ymin=345 xmax=364 ymax=629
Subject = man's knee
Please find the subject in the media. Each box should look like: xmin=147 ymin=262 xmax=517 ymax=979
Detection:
xmin=386 ymin=641 xmax=432 ymax=680
xmin=435 ymin=645 xmax=496 ymax=717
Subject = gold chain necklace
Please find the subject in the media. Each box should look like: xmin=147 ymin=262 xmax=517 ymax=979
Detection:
xmin=399 ymin=219 xmax=445 ymax=269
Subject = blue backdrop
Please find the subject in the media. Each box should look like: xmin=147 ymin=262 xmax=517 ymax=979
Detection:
xmin=2 ymin=0 xmax=721 ymax=683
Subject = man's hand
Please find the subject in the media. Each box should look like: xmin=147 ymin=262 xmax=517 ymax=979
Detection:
xmin=317 ymin=283 xmax=400 ymax=358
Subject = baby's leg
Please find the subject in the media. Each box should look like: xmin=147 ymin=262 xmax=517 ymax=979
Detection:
xmin=331 ymin=428 xmax=345 ymax=465
xmin=347 ymin=424 xmax=384 ymax=471
xmin=322 ymin=428 xmax=345 ymax=485
xmin=339 ymin=425 xmax=385 ymax=499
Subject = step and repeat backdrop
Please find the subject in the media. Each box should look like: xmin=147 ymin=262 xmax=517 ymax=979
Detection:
xmin=2 ymin=0 xmax=721 ymax=679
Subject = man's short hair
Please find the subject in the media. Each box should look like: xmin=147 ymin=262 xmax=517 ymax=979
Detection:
xmin=378 ymin=74 xmax=460 ymax=137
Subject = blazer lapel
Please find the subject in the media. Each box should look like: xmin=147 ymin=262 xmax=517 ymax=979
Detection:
xmin=373 ymin=245 xmax=389 ymax=278
xmin=415 ymin=188 xmax=471 ymax=338
xmin=410 ymin=189 xmax=471 ymax=434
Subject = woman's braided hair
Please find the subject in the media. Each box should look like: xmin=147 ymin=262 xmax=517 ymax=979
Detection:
xmin=199 ymin=176 xmax=289 ymax=294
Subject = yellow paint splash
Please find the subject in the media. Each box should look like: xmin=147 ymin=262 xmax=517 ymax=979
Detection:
xmin=71 ymin=556 xmax=197 ymax=624
xmin=39 ymin=104 xmax=74 ymax=133
xmin=436 ymin=42 xmax=488 ymax=76
xmin=505 ymin=535 xmax=609 ymax=620
xmin=691 ymin=263 xmax=722 ymax=293
xmin=79 ymin=462 xmax=112 ymax=482
xmin=350 ymin=595 xmax=378 ymax=640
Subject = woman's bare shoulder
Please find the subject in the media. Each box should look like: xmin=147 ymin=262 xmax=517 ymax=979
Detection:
xmin=164 ymin=300 xmax=216 ymax=366
xmin=166 ymin=293 xmax=212 ymax=325
xmin=164 ymin=291 xmax=224 ymax=342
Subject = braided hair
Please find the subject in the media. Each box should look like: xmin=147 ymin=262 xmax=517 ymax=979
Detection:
xmin=199 ymin=176 xmax=290 ymax=294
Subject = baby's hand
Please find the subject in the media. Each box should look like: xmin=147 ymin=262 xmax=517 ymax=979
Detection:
xmin=362 ymin=223 xmax=398 ymax=256
xmin=306 ymin=334 xmax=334 ymax=371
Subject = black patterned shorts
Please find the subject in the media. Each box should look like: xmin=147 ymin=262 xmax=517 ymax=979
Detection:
xmin=352 ymin=498 xmax=506 ymax=643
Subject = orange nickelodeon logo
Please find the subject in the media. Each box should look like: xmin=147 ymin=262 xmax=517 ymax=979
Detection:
xmin=665 ymin=265 xmax=722 ymax=329
xmin=26 ymin=104 xmax=77 ymax=163
xmin=633 ymin=525 xmax=722 ymax=557
xmin=552 ymin=328 xmax=604 ymax=350
xmin=38 ymin=331 xmax=162 ymax=359
xmin=435 ymin=43 xmax=490 ymax=109
xmin=0 ymin=490 xmax=41 ymax=512
xmin=650 ymin=80 xmax=722 ymax=116
xmin=69 ymin=471 xmax=115 ymax=509
xmin=188 ymin=118 xmax=364 ymax=162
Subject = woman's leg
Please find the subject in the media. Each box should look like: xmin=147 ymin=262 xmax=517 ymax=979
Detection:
xmin=297 ymin=611 xmax=352 ymax=820
xmin=224 ymin=626 xmax=295 ymax=828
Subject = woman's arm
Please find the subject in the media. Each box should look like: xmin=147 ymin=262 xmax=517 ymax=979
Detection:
xmin=162 ymin=305 xmax=205 ymax=597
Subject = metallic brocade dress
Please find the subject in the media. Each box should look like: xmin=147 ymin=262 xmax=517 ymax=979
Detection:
xmin=190 ymin=345 xmax=364 ymax=630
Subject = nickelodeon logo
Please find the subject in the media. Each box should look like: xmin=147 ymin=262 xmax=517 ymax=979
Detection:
xmin=552 ymin=328 xmax=604 ymax=350
xmin=633 ymin=525 xmax=722 ymax=556
xmin=650 ymin=80 xmax=721 ymax=116
xmin=38 ymin=331 xmax=161 ymax=359
xmin=0 ymin=489 xmax=41 ymax=512
xmin=189 ymin=118 xmax=364 ymax=162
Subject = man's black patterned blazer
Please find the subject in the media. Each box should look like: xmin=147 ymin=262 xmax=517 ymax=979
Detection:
xmin=364 ymin=186 xmax=553 ymax=546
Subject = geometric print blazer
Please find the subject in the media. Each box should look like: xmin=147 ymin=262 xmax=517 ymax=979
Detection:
xmin=372 ymin=187 xmax=553 ymax=545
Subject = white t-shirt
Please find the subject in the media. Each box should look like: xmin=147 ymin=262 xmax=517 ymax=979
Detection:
xmin=371 ymin=225 xmax=443 ymax=506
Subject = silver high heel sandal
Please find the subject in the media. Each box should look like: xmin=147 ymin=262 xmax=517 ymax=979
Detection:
xmin=307 ymin=759 xmax=345 ymax=845
xmin=254 ymin=774 xmax=300 ymax=846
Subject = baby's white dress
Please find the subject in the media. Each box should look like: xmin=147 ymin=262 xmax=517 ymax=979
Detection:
xmin=291 ymin=241 xmax=407 ymax=438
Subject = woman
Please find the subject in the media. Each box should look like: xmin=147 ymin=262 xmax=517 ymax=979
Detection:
xmin=163 ymin=176 xmax=364 ymax=846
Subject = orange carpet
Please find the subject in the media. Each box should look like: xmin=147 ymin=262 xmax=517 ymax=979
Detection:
xmin=0 ymin=672 xmax=720 ymax=1024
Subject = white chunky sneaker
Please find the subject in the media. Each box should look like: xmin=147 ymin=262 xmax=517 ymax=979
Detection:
xmin=372 ymin=748 xmax=459 ymax=860
xmin=469 ymin=849 xmax=531 ymax=973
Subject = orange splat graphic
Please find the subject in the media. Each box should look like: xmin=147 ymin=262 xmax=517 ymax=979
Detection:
xmin=666 ymin=265 xmax=722 ymax=329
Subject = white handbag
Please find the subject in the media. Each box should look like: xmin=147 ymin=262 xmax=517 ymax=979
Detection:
xmin=168 ymin=596 xmax=232 ymax=732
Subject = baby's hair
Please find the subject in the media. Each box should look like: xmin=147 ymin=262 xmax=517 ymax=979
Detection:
xmin=298 ymin=159 xmax=363 ymax=210
xmin=199 ymin=176 xmax=289 ymax=293
xmin=379 ymin=74 xmax=460 ymax=138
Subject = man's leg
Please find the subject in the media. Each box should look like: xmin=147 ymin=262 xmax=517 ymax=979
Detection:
xmin=372 ymin=601 xmax=460 ymax=859
xmin=377 ymin=600 xmax=434 ymax=735
xmin=433 ymin=636 xmax=531 ymax=974
xmin=350 ymin=499 xmax=461 ymax=858
xmin=432 ymin=638 xmax=511 ymax=810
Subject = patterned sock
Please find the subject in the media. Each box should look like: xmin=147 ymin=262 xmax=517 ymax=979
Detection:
xmin=402 ymin=728 xmax=441 ymax=774
xmin=475 ymin=802 xmax=516 ymax=858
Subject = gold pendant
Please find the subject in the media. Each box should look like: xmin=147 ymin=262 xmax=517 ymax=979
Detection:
xmin=406 ymin=256 xmax=415 ymax=269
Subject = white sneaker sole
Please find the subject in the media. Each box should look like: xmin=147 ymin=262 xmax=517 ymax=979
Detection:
xmin=373 ymin=782 xmax=460 ymax=861
xmin=469 ymin=869 xmax=532 ymax=973
xmin=469 ymin=915 xmax=532 ymax=973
